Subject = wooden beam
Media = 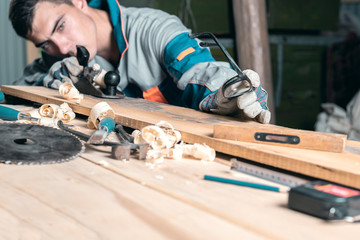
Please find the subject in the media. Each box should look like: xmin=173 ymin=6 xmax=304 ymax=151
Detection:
xmin=2 ymin=85 xmax=360 ymax=189
xmin=232 ymin=0 xmax=275 ymax=123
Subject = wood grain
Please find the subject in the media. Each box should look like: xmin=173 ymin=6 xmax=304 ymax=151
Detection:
xmin=2 ymin=85 xmax=360 ymax=189
xmin=0 ymin=157 xmax=264 ymax=240
xmin=81 ymin=148 xmax=360 ymax=240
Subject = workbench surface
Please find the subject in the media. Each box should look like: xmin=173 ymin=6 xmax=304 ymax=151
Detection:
xmin=0 ymin=128 xmax=359 ymax=240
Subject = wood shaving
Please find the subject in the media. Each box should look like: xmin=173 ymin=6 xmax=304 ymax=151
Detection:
xmin=165 ymin=148 xmax=183 ymax=160
xmin=15 ymin=117 xmax=58 ymax=128
xmin=155 ymin=121 xmax=174 ymax=131
xmin=133 ymin=121 xmax=215 ymax=162
xmin=92 ymin=64 xmax=107 ymax=89
xmin=135 ymin=121 xmax=181 ymax=150
xmin=155 ymin=121 xmax=181 ymax=148
xmin=174 ymin=143 xmax=216 ymax=162
xmin=145 ymin=149 xmax=165 ymax=164
xmin=141 ymin=125 xmax=167 ymax=150
xmin=87 ymin=101 xmax=115 ymax=129
xmin=38 ymin=103 xmax=76 ymax=123
xmin=132 ymin=130 xmax=148 ymax=145
xmin=98 ymin=160 xmax=109 ymax=167
xmin=55 ymin=103 xmax=76 ymax=122
xmin=39 ymin=104 xmax=59 ymax=118
xmin=59 ymin=82 xmax=84 ymax=103
xmin=17 ymin=103 xmax=76 ymax=127
xmin=38 ymin=117 xmax=59 ymax=128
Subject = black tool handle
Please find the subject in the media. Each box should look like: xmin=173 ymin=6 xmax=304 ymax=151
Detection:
xmin=104 ymin=71 xmax=120 ymax=96
xmin=76 ymin=45 xmax=90 ymax=67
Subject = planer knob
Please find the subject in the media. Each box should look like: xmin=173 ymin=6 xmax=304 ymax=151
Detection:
xmin=104 ymin=71 xmax=120 ymax=96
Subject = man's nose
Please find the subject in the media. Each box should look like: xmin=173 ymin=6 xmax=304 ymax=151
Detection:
xmin=53 ymin=38 xmax=73 ymax=56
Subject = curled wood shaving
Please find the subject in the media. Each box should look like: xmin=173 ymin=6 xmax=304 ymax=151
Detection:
xmin=155 ymin=121 xmax=174 ymax=131
xmin=174 ymin=143 xmax=216 ymax=162
xmin=55 ymin=103 xmax=76 ymax=122
xmin=14 ymin=103 xmax=76 ymax=128
xmin=133 ymin=121 xmax=215 ymax=162
xmin=141 ymin=125 xmax=167 ymax=150
xmin=136 ymin=122 xmax=181 ymax=150
xmin=87 ymin=101 xmax=115 ymax=129
xmin=165 ymin=148 xmax=183 ymax=160
xmin=39 ymin=104 xmax=59 ymax=118
xmin=132 ymin=130 xmax=148 ymax=145
xmin=59 ymin=82 xmax=84 ymax=103
xmin=38 ymin=103 xmax=76 ymax=123
xmin=92 ymin=64 xmax=107 ymax=89
xmin=156 ymin=121 xmax=181 ymax=148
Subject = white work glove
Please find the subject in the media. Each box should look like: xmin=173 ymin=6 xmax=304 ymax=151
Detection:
xmin=199 ymin=69 xmax=271 ymax=124
xmin=42 ymin=57 xmax=108 ymax=90
xmin=42 ymin=56 xmax=84 ymax=89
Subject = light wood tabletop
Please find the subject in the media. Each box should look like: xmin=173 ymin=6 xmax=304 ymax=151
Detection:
xmin=0 ymin=125 xmax=359 ymax=240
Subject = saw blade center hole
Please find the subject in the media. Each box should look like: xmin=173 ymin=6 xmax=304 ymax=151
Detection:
xmin=13 ymin=138 xmax=36 ymax=145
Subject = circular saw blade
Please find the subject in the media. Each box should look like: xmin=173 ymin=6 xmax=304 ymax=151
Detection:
xmin=0 ymin=123 xmax=85 ymax=165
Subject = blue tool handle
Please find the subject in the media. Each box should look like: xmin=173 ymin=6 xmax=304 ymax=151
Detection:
xmin=0 ymin=105 xmax=20 ymax=121
xmin=99 ymin=117 xmax=115 ymax=133
xmin=0 ymin=91 xmax=4 ymax=102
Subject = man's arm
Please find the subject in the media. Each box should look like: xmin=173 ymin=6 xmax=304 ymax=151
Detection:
xmin=162 ymin=32 xmax=270 ymax=123
xmin=13 ymin=51 xmax=66 ymax=86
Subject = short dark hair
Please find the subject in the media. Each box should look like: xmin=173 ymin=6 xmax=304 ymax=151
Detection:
xmin=8 ymin=0 xmax=73 ymax=39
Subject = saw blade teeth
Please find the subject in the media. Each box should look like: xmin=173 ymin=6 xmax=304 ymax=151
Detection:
xmin=0 ymin=122 xmax=85 ymax=165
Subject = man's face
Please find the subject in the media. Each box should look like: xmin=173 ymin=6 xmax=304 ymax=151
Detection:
xmin=27 ymin=1 xmax=97 ymax=60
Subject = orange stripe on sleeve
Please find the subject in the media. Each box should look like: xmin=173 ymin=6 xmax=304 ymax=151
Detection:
xmin=115 ymin=0 xmax=129 ymax=59
xmin=143 ymin=86 xmax=168 ymax=104
xmin=176 ymin=47 xmax=195 ymax=61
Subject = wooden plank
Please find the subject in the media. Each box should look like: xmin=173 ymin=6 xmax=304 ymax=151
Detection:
xmin=0 ymin=157 xmax=264 ymax=240
xmin=2 ymin=85 xmax=360 ymax=189
xmin=213 ymin=122 xmax=346 ymax=152
xmin=81 ymin=148 xmax=360 ymax=240
xmin=232 ymin=0 xmax=275 ymax=122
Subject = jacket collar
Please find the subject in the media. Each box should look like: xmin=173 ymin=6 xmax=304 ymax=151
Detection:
xmin=88 ymin=0 xmax=128 ymax=59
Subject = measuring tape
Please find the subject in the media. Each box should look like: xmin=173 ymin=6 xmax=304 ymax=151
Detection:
xmin=230 ymin=158 xmax=360 ymax=221
xmin=230 ymin=158 xmax=309 ymax=187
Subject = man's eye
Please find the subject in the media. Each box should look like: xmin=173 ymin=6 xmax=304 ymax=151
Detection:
xmin=41 ymin=42 xmax=50 ymax=50
xmin=58 ymin=22 xmax=65 ymax=31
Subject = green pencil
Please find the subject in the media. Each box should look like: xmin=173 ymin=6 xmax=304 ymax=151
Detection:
xmin=204 ymin=175 xmax=289 ymax=193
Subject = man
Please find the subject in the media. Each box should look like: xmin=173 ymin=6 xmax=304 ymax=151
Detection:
xmin=8 ymin=0 xmax=271 ymax=123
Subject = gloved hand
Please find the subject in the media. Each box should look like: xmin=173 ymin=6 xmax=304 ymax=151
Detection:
xmin=199 ymin=69 xmax=271 ymax=124
xmin=42 ymin=56 xmax=84 ymax=89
